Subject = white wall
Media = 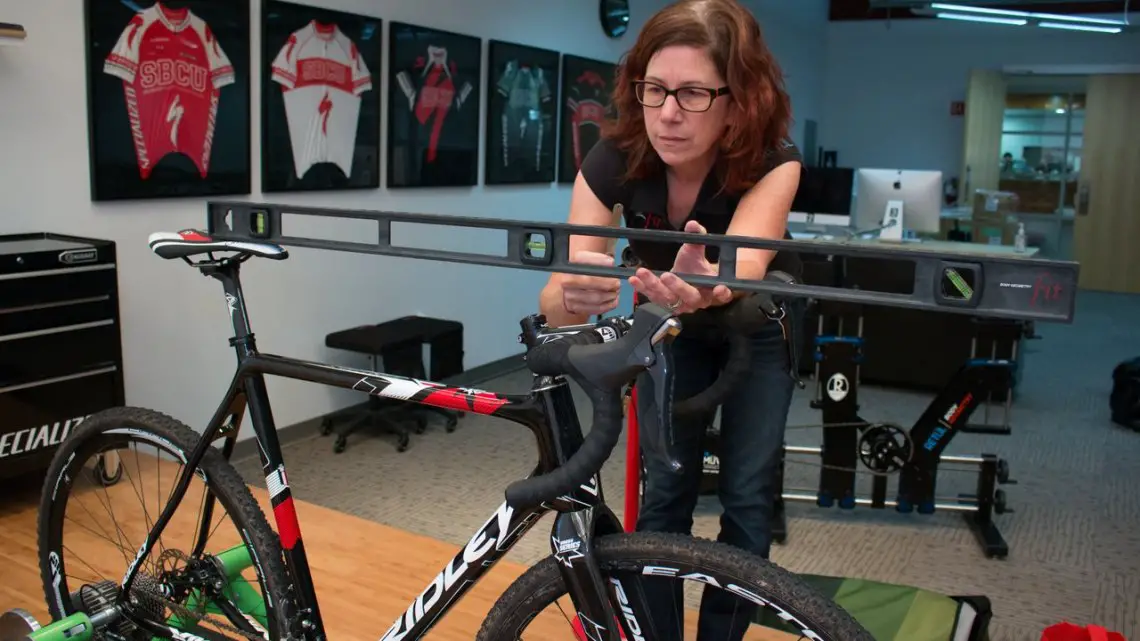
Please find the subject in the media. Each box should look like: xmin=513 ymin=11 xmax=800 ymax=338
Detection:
xmin=745 ymin=0 xmax=828 ymax=156
xmin=819 ymin=18 xmax=1140 ymax=179
xmin=0 ymin=0 xmax=828 ymax=440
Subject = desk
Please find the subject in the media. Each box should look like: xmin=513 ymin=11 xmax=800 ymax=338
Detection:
xmin=789 ymin=232 xmax=1040 ymax=258
xmin=940 ymin=206 xmax=1074 ymax=259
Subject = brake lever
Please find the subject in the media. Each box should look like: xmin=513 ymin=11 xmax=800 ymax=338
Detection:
xmin=639 ymin=332 xmax=684 ymax=474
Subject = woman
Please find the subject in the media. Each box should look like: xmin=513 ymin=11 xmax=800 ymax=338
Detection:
xmin=537 ymin=0 xmax=803 ymax=637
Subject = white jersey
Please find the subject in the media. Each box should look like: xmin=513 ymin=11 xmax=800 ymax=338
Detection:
xmin=270 ymin=21 xmax=371 ymax=179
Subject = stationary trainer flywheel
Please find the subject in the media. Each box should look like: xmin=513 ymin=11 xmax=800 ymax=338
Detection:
xmin=857 ymin=423 xmax=912 ymax=474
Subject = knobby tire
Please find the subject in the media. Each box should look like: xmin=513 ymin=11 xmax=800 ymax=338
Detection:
xmin=37 ymin=407 xmax=295 ymax=640
xmin=477 ymin=532 xmax=873 ymax=641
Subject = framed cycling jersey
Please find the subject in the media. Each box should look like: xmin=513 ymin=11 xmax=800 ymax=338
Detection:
xmin=386 ymin=21 xmax=481 ymax=188
xmin=260 ymin=1 xmax=381 ymax=193
xmin=484 ymin=40 xmax=559 ymax=185
xmin=557 ymin=54 xmax=616 ymax=184
xmin=84 ymin=0 xmax=251 ymax=201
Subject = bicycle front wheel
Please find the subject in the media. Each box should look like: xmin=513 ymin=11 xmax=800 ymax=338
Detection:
xmin=477 ymin=532 xmax=872 ymax=641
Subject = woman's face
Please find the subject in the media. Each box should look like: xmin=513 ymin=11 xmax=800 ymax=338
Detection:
xmin=641 ymin=45 xmax=731 ymax=171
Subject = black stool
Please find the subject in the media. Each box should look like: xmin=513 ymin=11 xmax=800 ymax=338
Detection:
xmin=320 ymin=316 xmax=465 ymax=453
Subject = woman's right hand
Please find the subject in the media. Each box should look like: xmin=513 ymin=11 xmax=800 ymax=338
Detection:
xmin=562 ymin=250 xmax=622 ymax=317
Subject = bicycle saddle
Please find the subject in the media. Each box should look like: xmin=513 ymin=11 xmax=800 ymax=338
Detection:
xmin=148 ymin=229 xmax=289 ymax=261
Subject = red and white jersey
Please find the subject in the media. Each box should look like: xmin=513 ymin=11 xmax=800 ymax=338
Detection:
xmin=103 ymin=3 xmax=234 ymax=180
xmin=270 ymin=21 xmax=372 ymax=179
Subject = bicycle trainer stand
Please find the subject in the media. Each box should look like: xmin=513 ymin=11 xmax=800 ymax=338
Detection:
xmin=0 ymin=543 xmax=261 ymax=641
xmin=769 ymin=302 xmax=1025 ymax=559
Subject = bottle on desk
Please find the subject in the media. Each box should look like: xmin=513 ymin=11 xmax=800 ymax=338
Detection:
xmin=1014 ymin=223 xmax=1027 ymax=253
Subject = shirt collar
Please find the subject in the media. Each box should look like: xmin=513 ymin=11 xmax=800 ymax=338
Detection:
xmin=627 ymin=162 xmax=733 ymax=220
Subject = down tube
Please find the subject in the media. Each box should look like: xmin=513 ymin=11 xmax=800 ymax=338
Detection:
xmin=378 ymin=500 xmax=548 ymax=641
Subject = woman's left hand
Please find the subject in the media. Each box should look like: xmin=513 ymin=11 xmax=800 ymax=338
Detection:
xmin=629 ymin=220 xmax=733 ymax=314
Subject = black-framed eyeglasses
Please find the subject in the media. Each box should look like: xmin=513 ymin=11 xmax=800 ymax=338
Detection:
xmin=633 ymin=80 xmax=730 ymax=113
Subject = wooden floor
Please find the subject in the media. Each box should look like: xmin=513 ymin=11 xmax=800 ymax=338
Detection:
xmin=0 ymin=454 xmax=795 ymax=640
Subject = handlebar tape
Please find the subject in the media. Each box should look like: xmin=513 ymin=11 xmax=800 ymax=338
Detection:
xmin=672 ymin=330 xmax=750 ymax=416
xmin=672 ymin=270 xmax=798 ymax=416
xmin=505 ymin=330 xmax=626 ymax=510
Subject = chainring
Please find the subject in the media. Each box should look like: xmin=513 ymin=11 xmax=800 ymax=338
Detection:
xmin=857 ymin=423 xmax=913 ymax=474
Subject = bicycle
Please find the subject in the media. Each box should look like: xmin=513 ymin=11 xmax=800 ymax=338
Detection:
xmin=28 ymin=228 xmax=874 ymax=641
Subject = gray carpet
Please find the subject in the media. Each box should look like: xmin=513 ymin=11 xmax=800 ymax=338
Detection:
xmin=233 ymin=290 xmax=1140 ymax=641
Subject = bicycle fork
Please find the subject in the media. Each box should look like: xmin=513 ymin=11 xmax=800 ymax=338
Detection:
xmin=553 ymin=508 xmax=648 ymax=641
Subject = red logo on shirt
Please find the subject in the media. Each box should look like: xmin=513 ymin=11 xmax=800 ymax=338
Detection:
xmin=635 ymin=212 xmax=667 ymax=229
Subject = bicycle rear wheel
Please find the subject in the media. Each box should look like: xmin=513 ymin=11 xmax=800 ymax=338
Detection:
xmin=37 ymin=407 xmax=294 ymax=640
xmin=477 ymin=532 xmax=872 ymax=641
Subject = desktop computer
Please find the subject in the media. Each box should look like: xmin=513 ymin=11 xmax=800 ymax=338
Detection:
xmin=790 ymin=166 xmax=855 ymax=225
xmin=852 ymin=168 xmax=943 ymax=238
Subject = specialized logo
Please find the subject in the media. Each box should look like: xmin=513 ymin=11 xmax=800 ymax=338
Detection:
xmin=826 ymin=373 xmax=849 ymax=402
xmin=0 ymin=414 xmax=89 ymax=459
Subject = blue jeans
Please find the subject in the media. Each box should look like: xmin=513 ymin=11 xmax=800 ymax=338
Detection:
xmin=634 ymin=309 xmax=800 ymax=640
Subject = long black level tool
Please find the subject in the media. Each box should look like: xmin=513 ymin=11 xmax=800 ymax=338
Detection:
xmin=205 ymin=201 xmax=1079 ymax=324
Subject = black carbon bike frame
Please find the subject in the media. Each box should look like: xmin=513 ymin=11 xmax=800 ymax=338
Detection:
xmin=115 ymin=256 xmax=637 ymax=641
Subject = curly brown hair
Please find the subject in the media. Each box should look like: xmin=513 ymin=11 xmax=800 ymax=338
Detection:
xmin=603 ymin=0 xmax=793 ymax=195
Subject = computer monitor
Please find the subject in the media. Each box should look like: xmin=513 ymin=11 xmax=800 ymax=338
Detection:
xmin=792 ymin=167 xmax=855 ymax=215
xmin=852 ymin=168 xmax=944 ymax=235
xmin=790 ymin=166 xmax=855 ymax=226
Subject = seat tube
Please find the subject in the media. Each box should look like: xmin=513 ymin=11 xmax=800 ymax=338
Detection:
xmin=243 ymin=370 xmax=327 ymax=635
xmin=208 ymin=260 xmax=328 ymax=634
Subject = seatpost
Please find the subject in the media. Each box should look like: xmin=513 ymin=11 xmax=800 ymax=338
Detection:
xmin=201 ymin=258 xmax=256 ymax=359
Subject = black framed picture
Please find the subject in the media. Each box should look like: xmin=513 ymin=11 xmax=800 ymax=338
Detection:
xmin=386 ymin=21 xmax=481 ymax=188
xmin=84 ymin=0 xmax=251 ymax=201
xmin=484 ymin=40 xmax=559 ymax=185
xmin=557 ymin=54 xmax=616 ymax=184
xmin=261 ymin=1 xmax=381 ymax=193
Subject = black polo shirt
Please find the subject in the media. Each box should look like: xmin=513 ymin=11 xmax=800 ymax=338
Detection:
xmin=579 ymin=137 xmax=804 ymax=282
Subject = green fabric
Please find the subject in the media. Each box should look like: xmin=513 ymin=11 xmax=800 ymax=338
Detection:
xmin=754 ymin=574 xmax=978 ymax=641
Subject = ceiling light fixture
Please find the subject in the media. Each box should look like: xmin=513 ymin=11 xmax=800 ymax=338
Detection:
xmin=1037 ymin=21 xmax=1124 ymax=33
xmin=935 ymin=11 xmax=1028 ymax=25
xmin=929 ymin=2 xmax=1127 ymax=26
